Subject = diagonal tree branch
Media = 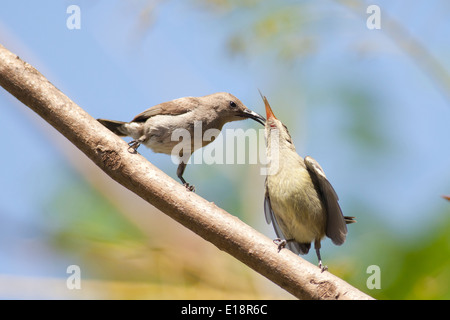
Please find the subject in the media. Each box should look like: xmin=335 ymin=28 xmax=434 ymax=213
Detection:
xmin=0 ymin=43 xmax=373 ymax=300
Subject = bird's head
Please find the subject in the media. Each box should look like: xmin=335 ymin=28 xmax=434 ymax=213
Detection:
xmin=206 ymin=92 xmax=265 ymax=127
xmin=260 ymin=93 xmax=295 ymax=150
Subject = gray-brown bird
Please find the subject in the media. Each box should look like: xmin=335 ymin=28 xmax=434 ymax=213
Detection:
xmin=262 ymin=94 xmax=355 ymax=271
xmin=98 ymin=92 xmax=265 ymax=190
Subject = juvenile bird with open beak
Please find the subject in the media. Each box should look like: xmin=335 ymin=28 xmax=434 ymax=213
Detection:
xmin=98 ymin=92 xmax=265 ymax=191
xmin=262 ymin=93 xmax=355 ymax=271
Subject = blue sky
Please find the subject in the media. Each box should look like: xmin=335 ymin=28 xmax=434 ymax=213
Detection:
xmin=1 ymin=0 xmax=450 ymax=293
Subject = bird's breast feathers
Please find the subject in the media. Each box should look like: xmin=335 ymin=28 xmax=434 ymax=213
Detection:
xmin=266 ymin=158 xmax=326 ymax=239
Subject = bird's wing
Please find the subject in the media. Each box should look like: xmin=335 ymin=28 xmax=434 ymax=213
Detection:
xmin=264 ymin=178 xmax=306 ymax=254
xmin=131 ymin=98 xmax=197 ymax=122
xmin=304 ymin=156 xmax=348 ymax=246
xmin=264 ymin=178 xmax=274 ymax=225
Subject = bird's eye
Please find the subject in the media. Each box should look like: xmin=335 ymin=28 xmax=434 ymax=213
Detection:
xmin=229 ymin=101 xmax=237 ymax=108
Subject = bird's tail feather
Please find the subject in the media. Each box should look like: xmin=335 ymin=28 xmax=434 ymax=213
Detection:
xmin=288 ymin=241 xmax=311 ymax=255
xmin=344 ymin=216 xmax=357 ymax=224
xmin=97 ymin=119 xmax=128 ymax=137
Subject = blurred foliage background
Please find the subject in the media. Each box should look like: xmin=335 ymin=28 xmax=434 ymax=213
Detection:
xmin=1 ymin=0 xmax=450 ymax=299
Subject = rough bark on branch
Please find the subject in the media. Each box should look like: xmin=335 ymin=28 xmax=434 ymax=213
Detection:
xmin=0 ymin=43 xmax=373 ymax=300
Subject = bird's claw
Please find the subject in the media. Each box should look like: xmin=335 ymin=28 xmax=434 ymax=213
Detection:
xmin=127 ymin=140 xmax=141 ymax=154
xmin=184 ymin=183 xmax=195 ymax=192
xmin=318 ymin=261 xmax=328 ymax=273
xmin=273 ymin=238 xmax=287 ymax=252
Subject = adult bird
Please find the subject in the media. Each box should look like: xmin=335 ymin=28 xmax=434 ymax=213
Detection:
xmin=98 ymin=92 xmax=265 ymax=191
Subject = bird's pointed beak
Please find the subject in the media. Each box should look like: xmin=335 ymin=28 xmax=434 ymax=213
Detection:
xmin=259 ymin=91 xmax=276 ymax=120
xmin=240 ymin=108 xmax=266 ymax=126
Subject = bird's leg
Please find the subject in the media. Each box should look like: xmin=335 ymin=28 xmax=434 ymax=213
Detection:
xmin=273 ymin=238 xmax=295 ymax=253
xmin=128 ymin=136 xmax=145 ymax=154
xmin=314 ymin=240 xmax=328 ymax=272
xmin=177 ymin=161 xmax=195 ymax=192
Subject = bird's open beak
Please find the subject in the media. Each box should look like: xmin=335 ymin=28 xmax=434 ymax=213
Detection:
xmin=258 ymin=90 xmax=277 ymax=121
xmin=240 ymin=108 xmax=266 ymax=125
xmin=261 ymin=94 xmax=276 ymax=120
